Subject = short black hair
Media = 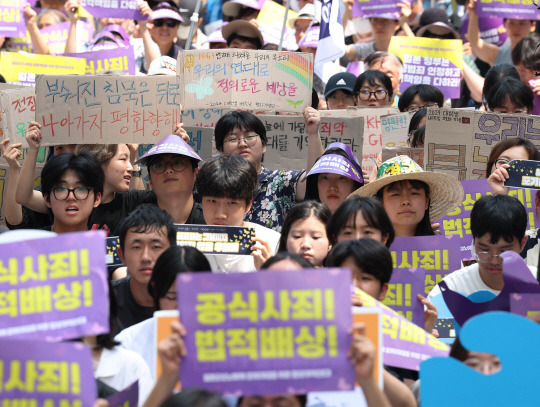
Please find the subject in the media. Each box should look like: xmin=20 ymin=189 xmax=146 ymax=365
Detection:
xmin=226 ymin=33 xmax=262 ymax=49
xmin=162 ymin=388 xmax=227 ymax=407
xmin=41 ymin=151 xmax=104 ymax=200
xmin=327 ymin=239 xmax=393 ymax=285
xmin=482 ymin=64 xmax=520 ymax=104
xmin=237 ymin=396 xmax=307 ymax=407
xmin=195 ymin=154 xmax=257 ymax=203
xmin=410 ymin=125 xmax=425 ymax=148
xmin=260 ymin=251 xmax=314 ymax=269
xmin=326 ymin=195 xmax=395 ymax=247
xmin=117 ymin=204 xmax=176 ymax=252
xmin=398 ymin=84 xmax=444 ymax=112
xmin=471 ymin=195 xmax=527 ymax=243
xmin=305 ymin=147 xmax=364 ymax=202
xmin=214 ymin=110 xmax=267 ymax=152
xmin=148 ymin=246 xmax=211 ymax=309
xmin=353 ymin=70 xmax=394 ymax=100
xmin=278 ymin=201 xmax=331 ymax=252
xmin=485 ymin=77 xmax=534 ymax=113
xmin=511 ymin=32 xmax=540 ymax=70
xmin=408 ymin=109 xmax=427 ymax=133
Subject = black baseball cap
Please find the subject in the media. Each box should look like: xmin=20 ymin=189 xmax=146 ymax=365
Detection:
xmin=324 ymin=72 xmax=357 ymax=98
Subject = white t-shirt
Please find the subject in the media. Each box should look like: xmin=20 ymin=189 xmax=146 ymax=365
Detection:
xmin=115 ymin=318 xmax=157 ymax=381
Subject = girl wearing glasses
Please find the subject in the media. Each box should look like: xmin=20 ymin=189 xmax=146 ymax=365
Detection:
xmin=40 ymin=151 xmax=103 ymax=233
xmin=353 ymin=70 xmax=393 ymax=108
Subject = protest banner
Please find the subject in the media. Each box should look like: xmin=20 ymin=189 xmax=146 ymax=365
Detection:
xmin=106 ymin=236 xmax=122 ymax=267
xmin=80 ymin=0 xmax=144 ymax=19
xmin=177 ymin=49 xmax=314 ymax=112
xmin=437 ymin=179 xmax=537 ymax=260
xmin=0 ymin=337 xmax=96 ymax=406
xmin=460 ymin=15 xmax=507 ymax=46
xmin=0 ymin=86 xmax=35 ymax=145
xmin=257 ymin=0 xmax=298 ymax=50
xmin=35 ymin=75 xmax=181 ymax=145
xmin=424 ymin=109 xmax=540 ymax=180
xmin=382 ymin=147 xmax=424 ymax=166
xmin=176 ymin=224 xmax=256 ymax=255
xmin=64 ymin=46 xmax=136 ymax=76
xmin=0 ymin=0 xmax=26 ymax=37
xmin=261 ymin=113 xmax=364 ymax=171
xmin=510 ymin=293 xmax=540 ymax=319
xmin=505 ymin=159 xmax=540 ymax=189
xmin=352 ymin=286 xmax=450 ymax=371
xmin=0 ymin=52 xmax=86 ymax=86
xmin=106 ymin=381 xmax=139 ymax=407
xmin=177 ymin=268 xmax=355 ymax=395
xmin=388 ymin=37 xmax=463 ymax=99
xmin=0 ymin=231 xmax=109 ymax=341
xmin=476 ymin=0 xmax=540 ymax=20
xmin=351 ymin=0 xmax=399 ymax=18
xmin=381 ymin=267 xmax=424 ymax=327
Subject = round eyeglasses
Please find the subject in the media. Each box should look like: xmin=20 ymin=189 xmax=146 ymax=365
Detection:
xmin=357 ymin=90 xmax=388 ymax=101
xmin=224 ymin=134 xmax=259 ymax=146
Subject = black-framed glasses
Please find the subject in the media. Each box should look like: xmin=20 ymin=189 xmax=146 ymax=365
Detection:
xmin=495 ymin=158 xmax=510 ymax=169
xmin=357 ymin=90 xmax=388 ymax=101
xmin=153 ymin=19 xmax=178 ymax=27
xmin=150 ymin=158 xmax=187 ymax=174
xmin=52 ymin=187 xmax=92 ymax=200
xmin=406 ymin=103 xmax=439 ymax=113
xmin=224 ymin=134 xmax=259 ymax=146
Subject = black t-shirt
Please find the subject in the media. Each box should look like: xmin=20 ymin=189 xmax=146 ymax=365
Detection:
xmin=89 ymin=190 xmax=157 ymax=236
xmin=6 ymin=206 xmax=51 ymax=230
xmin=186 ymin=201 xmax=206 ymax=225
xmin=112 ymin=276 xmax=155 ymax=334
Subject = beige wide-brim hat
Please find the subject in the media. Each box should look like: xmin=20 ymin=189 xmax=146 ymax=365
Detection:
xmin=221 ymin=20 xmax=264 ymax=46
xmin=349 ymin=155 xmax=464 ymax=221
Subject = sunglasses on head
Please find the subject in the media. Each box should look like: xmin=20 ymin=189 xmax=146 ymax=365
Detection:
xmin=153 ymin=19 xmax=178 ymax=27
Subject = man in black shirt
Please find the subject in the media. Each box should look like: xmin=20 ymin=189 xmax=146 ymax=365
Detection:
xmin=113 ymin=204 xmax=176 ymax=332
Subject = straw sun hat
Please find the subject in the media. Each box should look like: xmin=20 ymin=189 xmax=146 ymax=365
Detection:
xmin=349 ymin=155 xmax=464 ymax=221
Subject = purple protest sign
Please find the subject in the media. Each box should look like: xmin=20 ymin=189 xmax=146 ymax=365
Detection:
xmin=460 ymin=15 xmax=507 ymax=47
xmin=106 ymin=381 xmax=139 ymax=406
xmin=43 ymin=21 xmax=95 ymax=54
xmin=442 ymin=251 xmax=540 ymax=327
xmin=177 ymin=268 xmax=355 ymax=395
xmin=80 ymin=0 xmax=144 ymax=19
xmin=390 ymin=235 xmax=462 ymax=296
xmin=0 ymin=0 xmax=26 ymax=38
xmin=353 ymin=286 xmax=450 ymax=370
xmin=0 ymin=337 xmax=96 ymax=405
xmin=510 ymin=293 xmax=540 ymax=318
xmin=437 ymin=179 xmax=538 ymax=261
xmin=381 ymin=267 xmax=425 ymax=327
xmin=352 ymin=0 xmax=399 ymax=18
xmin=346 ymin=60 xmax=364 ymax=76
xmin=476 ymin=0 xmax=540 ymax=20
xmin=63 ymin=46 xmax=136 ymax=75
xmin=0 ymin=231 xmax=109 ymax=341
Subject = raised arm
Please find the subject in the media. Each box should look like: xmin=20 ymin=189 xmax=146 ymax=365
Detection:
xmin=1 ymin=139 xmax=24 ymax=226
xmin=24 ymin=3 xmax=50 ymax=54
xmin=63 ymin=0 xmax=81 ymax=53
xmin=462 ymin=54 xmax=484 ymax=103
xmin=467 ymin=0 xmax=499 ymax=66
xmin=138 ymin=0 xmax=160 ymax=72
xmin=15 ymin=121 xmax=48 ymax=213
xmin=296 ymin=106 xmax=323 ymax=200
xmin=398 ymin=1 xmax=415 ymax=38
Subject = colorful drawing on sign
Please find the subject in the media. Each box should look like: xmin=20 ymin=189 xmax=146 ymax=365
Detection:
xmin=0 ymin=231 xmax=109 ymax=341
xmin=177 ymin=268 xmax=355 ymax=395
xmin=504 ymin=159 xmax=540 ymax=189
xmin=437 ymin=179 xmax=537 ymax=260
xmin=0 ymin=0 xmax=26 ymax=37
xmin=175 ymin=224 xmax=256 ymax=255
xmin=476 ymin=0 xmax=540 ymax=20
xmin=421 ymin=312 xmax=540 ymax=407
xmin=388 ymin=37 xmax=463 ymax=99
xmin=177 ymin=50 xmax=313 ymax=112
xmin=106 ymin=236 xmax=122 ymax=266
xmin=0 ymin=337 xmax=96 ymax=406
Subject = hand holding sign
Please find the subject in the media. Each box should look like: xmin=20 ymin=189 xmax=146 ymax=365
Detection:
xmin=504 ymin=159 xmax=540 ymax=190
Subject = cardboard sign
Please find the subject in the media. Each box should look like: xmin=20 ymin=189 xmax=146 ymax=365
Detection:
xmin=510 ymin=293 xmax=540 ymax=318
xmin=352 ymin=0 xmax=399 ymax=18
xmin=106 ymin=380 xmax=139 ymax=406
xmin=381 ymin=112 xmax=410 ymax=150
xmin=352 ymin=286 xmax=450 ymax=371
xmin=63 ymin=46 xmax=136 ymax=75
xmin=0 ymin=86 xmax=35 ymax=146
xmin=0 ymin=231 xmax=109 ymax=341
xmin=175 ymin=224 xmax=256 ymax=255
xmin=177 ymin=268 xmax=355 ymax=395
xmin=80 ymin=0 xmax=144 ymax=19
xmin=0 ymin=337 xmax=96 ymax=406
xmin=421 ymin=312 xmax=540 ymax=406
xmin=476 ymin=0 xmax=540 ymax=19
xmin=424 ymin=109 xmax=540 ymax=180
xmin=261 ymin=113 xmax=364 ymax=171
xmin=35 ymin=75 xmax=181 ymax=145
xmin=177 ymin=49 xmax=314 ymax=112
xmin=389 ymin=37 xmax=463 ymax=99
xmin=437 ymin=179 xmax=538 ymax=260
xmin=0 ymin=52 xmax=86 ymax=86
xmin=0 ymin=0 xmax=25 ymax=37
xmin=505 ymin=159 xmax=540 ymax=189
